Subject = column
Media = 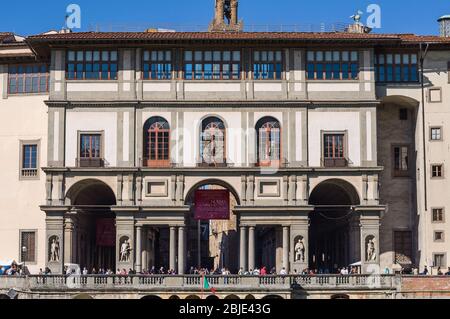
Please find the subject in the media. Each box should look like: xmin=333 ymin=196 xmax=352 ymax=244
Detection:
xmin=169 ymin=226 xmax=177 ymax=271
xmin=64 ymin=215 xmax=75 ymax=264
xmin=178 ymin=226 xmax=185 ymax=275
xmin=142 ymin=228 xmax=148 ymax=271
xmin=239 ymin=226 xmax=247 ymax=270
xmin=283 ymin=226 xmax=290 ymax=272
xmin=135 ymin=226 xmax=142 ymax=273
xmin=248 ymin=226 xmax=255 ymax=271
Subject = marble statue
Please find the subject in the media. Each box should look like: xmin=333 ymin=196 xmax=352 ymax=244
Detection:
xmin=367 ymin=238 xmax=376 ymax=261
xmin=294 ymin=238 xmax=305 ymax=262
xmin=120 ymin=238 xmax=132 ymax=262
xmin=50 ymin=237 xmax=60 ymax=262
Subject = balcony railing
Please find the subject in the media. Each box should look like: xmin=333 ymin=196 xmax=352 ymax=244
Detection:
xmin=77 ymin=158 xmax=105 ymax=168
xmin=323 ymin=158 xmax=348 ymax=168
xmin=0 ymin=275 xmax=400 ymax=292
xmin=20 ymin=168 xmax=38 ymax=177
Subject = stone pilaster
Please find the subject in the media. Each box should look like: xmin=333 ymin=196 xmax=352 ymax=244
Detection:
xmin=290 ymin=211 xmax=310 ymax=274
xmin=42 ymin=207 xmax=69 ymax=274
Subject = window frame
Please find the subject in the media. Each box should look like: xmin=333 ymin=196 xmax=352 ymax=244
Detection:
xmin=433 ymin=253 xmax=447 ymax=268
xmin=183 ymin=49 xmax=242 ymax=81
xmin=199 ymin=117 xmax=227 ymax=167
xmin=8 ymin=63 xmax=50 ymax=95
xmin=428 ymin=87 xmax=443 ymax=103
xmin=19 ymin=230 xmax=37 ymax=264
xmin=432 ymin=207 xmax=446 ymax=223
xmin=76 ymin=131 xmax=105 ymax=168
xmin=144 ymin=117 xmax=171 ymax=168
xmin=321 ymin=131 xmax=348 ymax=168
xmin=306 ymin=50 xmax=360 ymax=81
xmin=391 ymin=144 xmax=411 ymax=178
xmin=256 ymin=117 xmax=281 ymax=167
xmin=142 ymin=50 xmax=173 ymax=80
xmin=252 ymin=50 xmax=285 ymax=81
xmin=66 ymin=50 xmax=119 ymax=80
xmin=430 ymin=126 xmax=443 ymax=142
xmin=434 ymin=231 xmax=445 ymax=243
xmin=431 ymin=164 xmax=444 ymax=179
xmin=393 ymin=230 xmax=413 ymax=267
xmin=374 ymin=51 xmax=419 ymax=83
xmin=19 ymin=140 xmax=40 ymax=180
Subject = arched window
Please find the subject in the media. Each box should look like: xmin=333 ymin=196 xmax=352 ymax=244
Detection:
xmin=256 ymin=117 xmax=281 ymax=166
xmin=200 ymin=117 xmax=226 ymax=166
xmin=143 ymin=117 xmax=170 ymax=167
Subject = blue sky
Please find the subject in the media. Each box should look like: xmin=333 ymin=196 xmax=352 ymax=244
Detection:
xmin=1 ymin=0 xmax=447 ymax=36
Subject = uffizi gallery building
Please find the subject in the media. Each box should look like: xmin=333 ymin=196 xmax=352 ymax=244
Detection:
xmin=1 ymin=0 xmax=450 ymax=278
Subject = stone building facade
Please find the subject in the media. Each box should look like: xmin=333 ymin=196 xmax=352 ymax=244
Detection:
xmin=1 ymin=4 xmax=450 ymax=276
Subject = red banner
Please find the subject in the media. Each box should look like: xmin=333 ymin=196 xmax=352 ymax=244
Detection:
xmin=96 ymin=218 xmax=116 ymax=247
xmin=195 ymin=190 xmax=230 ymax=220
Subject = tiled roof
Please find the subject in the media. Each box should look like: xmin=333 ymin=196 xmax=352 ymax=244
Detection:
xmin=26 ymin=31 xmax=450 ymax=44
xmin=28 ymin=31 xmax=404 ymax=42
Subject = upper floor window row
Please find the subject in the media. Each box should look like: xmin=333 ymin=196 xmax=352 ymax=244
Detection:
xmin=375 ymin=53 xmax=418 ymax=83
xmin=253 ymin=50 xmax=283 ymax=80
xmin=67 ymin=50 xmax=118 ymax=80
xmin=8 ymin=64 xmax=49 ymax=94
xmin=307 ymin=51 xmax=359 ymax=80
xmin=143 ymin=50 xmax=172 ymax=80
xmin=184 ymin=50 xmax=241 ymax=80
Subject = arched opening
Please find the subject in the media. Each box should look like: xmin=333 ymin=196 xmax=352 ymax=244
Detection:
xmin=256 ymin=117 xmax=281 ymax=167
xmin=169 ymin=295 xmax=180 ymax=300
xmin=143 ymin=116 xmax=170 ymax=168
xmin=309 ymin=179 xmax=360 ymax=273
xmin=331 ymin=294 xmax=350 ymax=300
xmin=262 ymin=295 xmax=284 ymax=300
xmin=224 ymin=294 xmax=240 ymax=300
xmin=245 ymin=294 xmax=256 ymax=300
xmin=199 ymin=116 xmax=226 ymax=167
xmin=73 ymin=293 xmax=94 ymax=300
xmin=141 ymin=295 xmax=162 ymax=300
xmin=206 ymin=295 xmax=220 ymax=300
xmin=0 ymin=294 xmax=10 ymax=300
xmin=66 ymin=179 xmax=117 ymax=272
xmin=184 ymin=179 xmax=240 ymax=273
xmin=185 ymin=295 xmax=201 ymax=300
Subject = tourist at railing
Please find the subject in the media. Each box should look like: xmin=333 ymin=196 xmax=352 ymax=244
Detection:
xmin=421 ymin=266 xmax=429 ymax=275
xmin=445 ymin=267 xmax=450 ymax=276
xmin=437 ymin=267 xmax=443 ymax=276
xmin=279 ymin=267 xmax=287 ymax=275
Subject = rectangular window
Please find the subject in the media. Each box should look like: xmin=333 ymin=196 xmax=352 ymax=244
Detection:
xmin=79 ymin=133 xmax=103 ymax=168
xmin=306 ymin=50 xmax=359 ymax=80
xmin=143 ymin=50 xmax=172 ymax=80
xmin=184 ymin=50 xmax=241 ymax=80
xmin=253 ymin=50 xmax=283 ymax=80
xmin=394 ymin=231 xmax=412 ymax=266
xmin=323 ymin=133 xmax=347 ymax=167
xmin=8 ymin=64 xmax=49 ymax=94
xmin=399 ymin=108 xmax=408 ymax=120
xmin=393 ymin=145 xmax=409 ymax=177
xmin=67 ymin=50 xmax=118 ymax=80
xmin=21 ymin=143 xmax=38 ymax=178
xmin=20 ymin=231 xmax=36 ymax=263
xmin=432 ymin=208 xmax=445 ymax=223
xmin=434 ymin=254 xmax=446 ymax=268
xmin=375 ymin=52 xmax=418 ymax=83
xmin=431 ymin=164 xmax=444 ymax=178
xmin=431 ymin=127 xmax=442 ymax=141
xmin=434 ymin=231 xmax=445 ymax=242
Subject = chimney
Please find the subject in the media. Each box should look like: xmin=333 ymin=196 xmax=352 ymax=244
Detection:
xmin=209 ymin=0 xmax=243 ymax=32
xmin=438 ymin=15 xmax=450 ymax=37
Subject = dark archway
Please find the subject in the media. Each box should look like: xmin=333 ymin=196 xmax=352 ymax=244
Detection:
xmin=309 ymin=179 xmax=360 ymax=273
xmin=169 ymin=295 xmax=180 ymax=300
xmin=206 ymin=295 xmax=220 ymax=300
xmin=185 ymin=295 xmax=201 ymax=300
xmin=331 ymin=294 xmax=350 ymax=299
xmin=73 ymin=293 xmax=94 ymax=300
xmin=0 ymin=294 xmax=10 ymax=300
xmin=184 ymin=179 xmax=240 ymax=273
xmin=262 ymin=295 xmax=284 ymax=300
xmin=141 ymin=295 xmax=162 ymax=300
xmin=224 ymin=294 xmax=240 ymax=300
xmin=65 ymin=179 xmax=117 ymax=272
xmin=245 ymin=294 xmax=256 ymax=300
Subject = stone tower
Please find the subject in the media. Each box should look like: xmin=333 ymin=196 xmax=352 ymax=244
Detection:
xmin=209 ymin=0 xmax=243 ymax=32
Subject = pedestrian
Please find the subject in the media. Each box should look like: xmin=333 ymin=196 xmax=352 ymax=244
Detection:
xmin=279 ymin=267 xmax=287 ymax=275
